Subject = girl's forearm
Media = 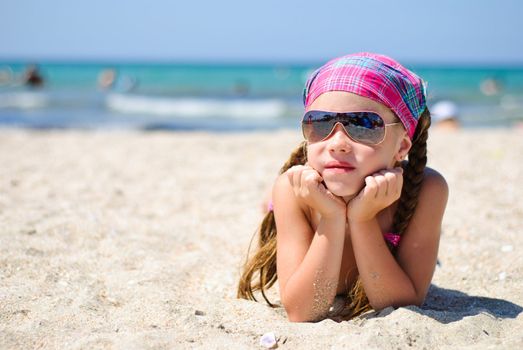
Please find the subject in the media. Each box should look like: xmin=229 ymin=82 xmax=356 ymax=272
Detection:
xmin=349 ymin=218 xmax=419 ymax=310
xmin=281 ymin=215 xmax=346 ymax=322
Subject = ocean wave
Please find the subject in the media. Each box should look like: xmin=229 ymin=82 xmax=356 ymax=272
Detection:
xmin=0 ymin=92 xmax=48 ymax=109
xmin=105 ymin=93 xmax=290 ymax=118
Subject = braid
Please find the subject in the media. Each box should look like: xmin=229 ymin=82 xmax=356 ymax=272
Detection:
xmin=392 ymin=109 xmax=431 ymax=238
xmin=237 ymin=141 xmax=307 ymax=306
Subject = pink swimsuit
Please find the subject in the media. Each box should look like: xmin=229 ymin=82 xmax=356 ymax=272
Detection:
xmin=382 ymin=232 xmax=401 ymax=248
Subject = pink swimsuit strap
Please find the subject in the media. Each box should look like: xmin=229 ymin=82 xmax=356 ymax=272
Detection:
xmin=383 ymin=232 xmax=401 ymax=247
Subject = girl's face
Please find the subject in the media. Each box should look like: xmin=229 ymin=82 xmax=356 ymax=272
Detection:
xmin=306 ymin=91 xmax=412 ymax=200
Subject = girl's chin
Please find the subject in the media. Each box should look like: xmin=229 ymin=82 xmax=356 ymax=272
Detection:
xmin=324 ymin=181 xmax=361 ymax=198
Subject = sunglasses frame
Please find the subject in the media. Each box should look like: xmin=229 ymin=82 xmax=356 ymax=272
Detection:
xmin=302 ymin=110 xmax=402 ymax=145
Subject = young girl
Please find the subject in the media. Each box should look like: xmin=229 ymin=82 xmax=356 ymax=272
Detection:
xmin=237 ymin=53 xmax=448 ymax=322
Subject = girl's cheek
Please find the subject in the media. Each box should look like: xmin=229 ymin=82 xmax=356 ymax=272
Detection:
xmin=306 ymin=146 xmax=321 ymax=166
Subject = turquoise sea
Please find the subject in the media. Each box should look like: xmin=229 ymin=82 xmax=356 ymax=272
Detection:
xmin=1 ymin=62 xmax=523 ymax=131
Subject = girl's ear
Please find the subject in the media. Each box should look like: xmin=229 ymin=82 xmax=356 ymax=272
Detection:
xmin=395 ymin=133 xmax=412 ymax=161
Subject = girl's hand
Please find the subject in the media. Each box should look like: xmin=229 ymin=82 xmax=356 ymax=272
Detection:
xmin=347 ymin=167 xmax=404 ymax=223
xmin=286 ymin=165 xmax=346 ymax=219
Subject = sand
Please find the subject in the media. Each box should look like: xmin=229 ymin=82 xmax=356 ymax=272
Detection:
xmin=1 ymin=128 xmax=522 ymax=349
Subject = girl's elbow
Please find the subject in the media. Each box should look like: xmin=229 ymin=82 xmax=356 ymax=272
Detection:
xmin=369 ymin=292 xmax=425 ymax=311
xmin=368 ymin=299 xmax=390 ymax=311
xmin=281 ymin=293 xmax=307 ymax=322
xmin=282 ymin=298 xmax=319 ymax=322
xmin=403 ymin=288 xmax=428 ymax=308
xmin=396 ymin=297 xmax=425 ymax=309
xmin=280 ymin=289 xmax=331 ymax=322
xmin=397 ymin=284 xmax=427 ymax=307
xmin=393 ymin=297 xmax=424 ymax=309
xmin=283 ymin=303 xmax=313 ymax=322
xmin=410 ymin=293 xmax=427 ymax=307
xmin=287 ymin=311 xmax=308 ymax=323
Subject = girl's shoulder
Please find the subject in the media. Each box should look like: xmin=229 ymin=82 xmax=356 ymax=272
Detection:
xmin=273 ymin=171 xmax=301 ymax=203
xmin=273 ymin=171 xmax=291 ymax=197
xmin=421 ymin=167 xmax=448 ymax=197
xmin=415 ymin=166 xmax=449 ymax=214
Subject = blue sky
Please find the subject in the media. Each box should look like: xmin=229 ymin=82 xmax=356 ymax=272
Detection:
xmin=1 ymin=0 xmax=522 ymax=64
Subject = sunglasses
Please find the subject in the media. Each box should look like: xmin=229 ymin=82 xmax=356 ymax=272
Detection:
xmin=302 ymin=110 xmax=402 ymax=145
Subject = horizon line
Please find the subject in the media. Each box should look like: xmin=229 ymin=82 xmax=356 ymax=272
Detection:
xmin=1 ymin=56 xmax=523 ymax=68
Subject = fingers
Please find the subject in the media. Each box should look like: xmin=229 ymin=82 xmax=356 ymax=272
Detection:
xmin=286 ymin=165 xmax=323 ymax=197
xmin=365 ymin=167 xmax=403 ymax=199
xmin=286 ymin=165 xmax=304 ymax=197
xmin=348 ymin=167 xmax=404 ymax=222
xmin=363 ymin=176 xmax=379 ymax=198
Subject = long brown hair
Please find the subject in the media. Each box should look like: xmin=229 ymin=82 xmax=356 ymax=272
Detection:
xmin=237 ymin=109 xmax=431 ymax=318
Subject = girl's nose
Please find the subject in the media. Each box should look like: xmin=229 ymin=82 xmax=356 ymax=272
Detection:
xmin=327 ymin=123 xmax=353 ymax=153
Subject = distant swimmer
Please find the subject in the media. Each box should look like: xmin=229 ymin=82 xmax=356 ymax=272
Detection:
xmin=98 ymin=68 xmax=137 ymax=92
xmin=480 ymin=78 xmax=502 ymax=96
xmin=23 ymin=64 xmax=44 ymax=87
xmin=98 ymin=68 xmax=117 ymax=90
xmin=0 ymin=66 xmax=13 ymax=85
xmin=431 ymin=100 xmax=460 ymax=131
xmin=233 ymin=80 xmax=250 ymax=96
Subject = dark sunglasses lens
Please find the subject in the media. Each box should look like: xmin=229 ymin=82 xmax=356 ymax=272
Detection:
xmin=343 ymin=112 xmax=385 ymax=144
xmin=302 ymin=112 xmax=335 ymax=142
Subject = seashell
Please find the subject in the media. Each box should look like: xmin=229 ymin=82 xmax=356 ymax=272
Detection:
xmin=260 ymin=332 xmax=277 ymax=348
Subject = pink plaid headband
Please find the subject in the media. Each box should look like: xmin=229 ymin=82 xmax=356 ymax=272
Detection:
xmin=303 ymin=53 xmax=427 ymax=139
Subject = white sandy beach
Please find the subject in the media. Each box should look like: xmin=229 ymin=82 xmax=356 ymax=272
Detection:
xmin=1 ymin=129 xmax=522 ymax=349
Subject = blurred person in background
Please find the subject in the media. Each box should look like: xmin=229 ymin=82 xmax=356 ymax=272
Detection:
xmin=430 ymin=100 xmax=460 ymax=131
xmin=23 ymin=64 xmax=44 ymax=88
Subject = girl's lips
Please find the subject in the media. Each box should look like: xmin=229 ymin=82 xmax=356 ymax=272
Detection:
xmin=324 ymin=161 xmax=355 ymax=173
